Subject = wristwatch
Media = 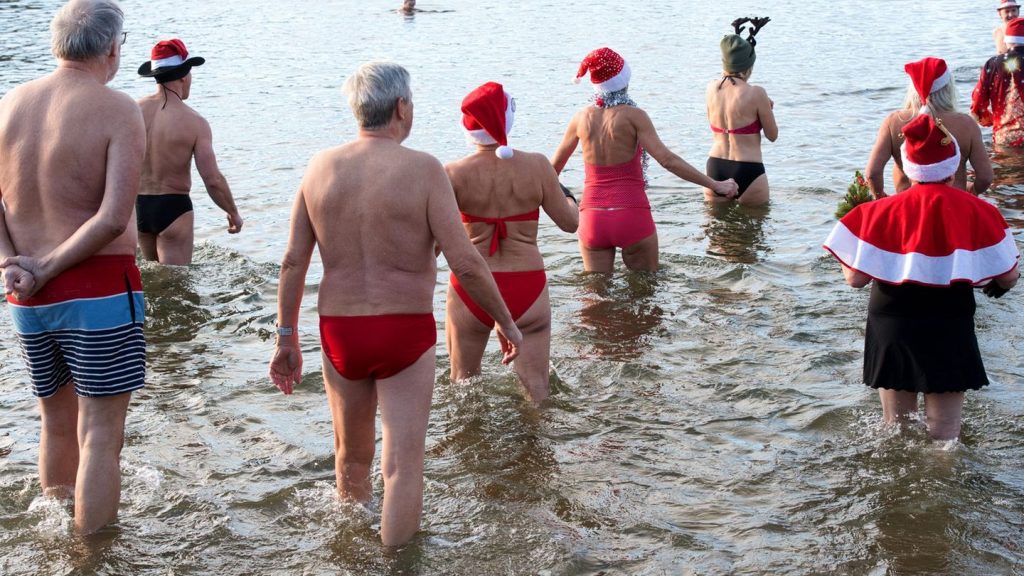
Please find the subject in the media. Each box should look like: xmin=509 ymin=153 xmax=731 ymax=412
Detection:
xmin=276 ymin=326 xmax=294 ymax=337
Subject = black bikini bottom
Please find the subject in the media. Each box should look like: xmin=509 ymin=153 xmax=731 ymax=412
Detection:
xmin=136 ymin=194 xmax=193 ymax=235
xmin=706 ymin=157 xmax=766 ymax=198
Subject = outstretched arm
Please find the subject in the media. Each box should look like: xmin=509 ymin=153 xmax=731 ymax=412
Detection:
xmin=538 ymin=156 xmax=578 ymax=233
xmin=551 ymin=112 xmax=581 ymax=174
xmin=635 ymin=109 xmax=737 ymax=198
xmin=194 ymin=117 xmax=243 ymax=233
xmin=270 ymin=183 xmax=316 ymax=394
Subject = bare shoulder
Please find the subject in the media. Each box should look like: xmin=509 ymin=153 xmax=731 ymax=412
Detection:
xmin=750 ymin=84 xmax=769 ymax=98
xmin=517 ymin=149 xmax=554 ymax=169
xmin=101 ymin=86 xmax=142 ymax=113
xmin=402 ymin=146 xmax=446 ymax=171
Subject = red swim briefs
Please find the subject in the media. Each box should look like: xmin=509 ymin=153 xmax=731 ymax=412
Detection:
xmin=319 ymin=313 xmax=436 ymax=380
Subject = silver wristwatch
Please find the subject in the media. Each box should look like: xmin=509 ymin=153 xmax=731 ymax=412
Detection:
xmin=276 ymin=326 xmax=294 ymax=337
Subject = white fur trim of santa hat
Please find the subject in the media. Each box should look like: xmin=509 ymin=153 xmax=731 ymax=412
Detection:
xmin=901 ymin=138 xmax=961 ymax=183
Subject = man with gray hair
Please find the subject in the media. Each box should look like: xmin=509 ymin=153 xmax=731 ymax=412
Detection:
xmin=0 ymin=0 xmax=146 ymax=533
xmin=270 ymin=61 xmax=522 ymax=546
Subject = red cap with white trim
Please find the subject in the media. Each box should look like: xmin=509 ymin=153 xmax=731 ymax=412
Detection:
xmin=574 ymin=47 xmax=631 ymax=93
xmin=903 ymin=57 xmax=951 ymax=108
xmin=461 ymin=82 xmax=515 ymax=159
xmin=138 ymin=39 xmax=205 ymax=80
xmin=900 ymin=114 xmax=960 ymax=183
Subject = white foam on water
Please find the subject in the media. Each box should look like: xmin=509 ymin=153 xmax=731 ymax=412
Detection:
xmin=27 ymin=494 xmax=72 ymax=537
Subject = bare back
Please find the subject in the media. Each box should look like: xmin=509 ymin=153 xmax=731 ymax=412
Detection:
xmin=0 ymin=70 xmax=142 ymax=257
xmin=301 ymin=138 xmax=444 ymax=315
xmin=137 ymin=94 xmax=203 ymax=195
xmin=445 ymin=150 xmax=576 ymax=271
xmin=575 ymin=106 xmax=645 ymax=165
xmin=705 ymin=77 xmax=776 ymax=162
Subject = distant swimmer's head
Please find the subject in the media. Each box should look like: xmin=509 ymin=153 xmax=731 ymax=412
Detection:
xmin=461 ymin=82 xmax=515 ymax=159
xmin=402 ymin=0 xmax=416 ymax=13
xmin=721 ymin=16 xmax=770 ymax=75
xmin=574 ymin=47 xmax=630 ymax=94
xmin=900 ymin=114 xmax=960 ymax=184
xmin=138 ymin=39 xmax=205 ymax=84
xmin=50 ymin=0 xmax=125 ymax=62
xmin=343 ymin=61 xmax=413 ymax=132
xmin=998 ymin=1 xmax=1020 ymax=23
xmin=903 ymin=57 xmax=958 ymax=114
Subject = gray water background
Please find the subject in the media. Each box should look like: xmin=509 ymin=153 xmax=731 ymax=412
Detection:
xmin=2 ymin=1 xmax=1024 ymax=574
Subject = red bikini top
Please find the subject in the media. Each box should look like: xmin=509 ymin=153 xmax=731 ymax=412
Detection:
xmin=460 ymin=209 xmax=540 ymax=256
xmin=710 ymin=117 xmax=762 ymax=135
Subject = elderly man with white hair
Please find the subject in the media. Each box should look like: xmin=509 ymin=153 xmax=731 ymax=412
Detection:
xmin=0 ymin=0 xmax=146 ymax=533
xmin=269 ymin=61 xmax=522 ymax=547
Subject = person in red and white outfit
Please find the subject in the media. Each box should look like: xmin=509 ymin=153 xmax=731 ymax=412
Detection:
xmin=973 ymin=17 xmax=1024 ymax=148
xmin=551 ymin=47 xmax=738 ymax=272
xmin=444 ymin=82 xmax=578 ymax=403
xmin=993 ymin=1 xmax=1020 ymax=54
xmin=866 ymin=57 xmax=991 ymax=198
xmin=824 ymin=114 xmax=1020 ymax=441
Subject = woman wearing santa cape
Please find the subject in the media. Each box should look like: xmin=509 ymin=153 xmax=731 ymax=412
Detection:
xmin=444 ymin=82 xmax=579 ymax=403
xmin=824 ymin=114 xmax=1019 ymax=441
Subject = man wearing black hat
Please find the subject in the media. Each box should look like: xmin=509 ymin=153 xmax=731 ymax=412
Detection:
xmin=136 ymin=38 xmax=243 ymax=265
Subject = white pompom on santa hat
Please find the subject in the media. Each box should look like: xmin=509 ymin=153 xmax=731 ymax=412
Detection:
xmin=903 ymin=57 xmax=951 ymax=113
xmin=900 ymin=113 xmax=961 ymax=183
xmin=574 ymin=47 xmax=631 ymax=93
xmin=462 ymin=81 xmax=515 ymax=159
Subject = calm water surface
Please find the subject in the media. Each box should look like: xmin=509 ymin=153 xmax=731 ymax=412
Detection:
xmin=2 ymin=1 xmax=1023 ymax=574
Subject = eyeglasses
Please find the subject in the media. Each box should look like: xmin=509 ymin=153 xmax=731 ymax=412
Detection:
xmin=120 ymin=31 xmax=127 ymax=46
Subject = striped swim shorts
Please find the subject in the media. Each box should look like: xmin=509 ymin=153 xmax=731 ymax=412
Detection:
xmin=6 ymin=255 xmax=146 ymax=398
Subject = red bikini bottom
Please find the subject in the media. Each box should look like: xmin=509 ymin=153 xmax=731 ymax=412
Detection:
xmin=319 ymin=313 xmax=436 ymax=380
xmin=449 ymin=270 xmax=547 ymax=327
xmin=578 ymin=207 xmax=656 ymax=250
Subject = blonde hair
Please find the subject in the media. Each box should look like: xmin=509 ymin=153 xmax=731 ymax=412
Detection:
xmin=902 ymin=79 xmax=960 ymax=114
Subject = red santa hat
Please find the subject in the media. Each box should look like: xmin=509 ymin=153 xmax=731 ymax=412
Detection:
xmin=462 ymin=82 xmax=515 ymax=159
xmin=1005 ymin=17 xmax=1024 ymax=44
xmin=900 ymin=114 xmax=961 ymax=183
xmin=138 ymin=38 xmax=205 ymax=79
xmin=903 ymin=57 xmax=951 ymax=108
xmin=998 ymin=1 xmax=1020 ymax=11
xmin=574 ymin=47 xmax=631 ymax=93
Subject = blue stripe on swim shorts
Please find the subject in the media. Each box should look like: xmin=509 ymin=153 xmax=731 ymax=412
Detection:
xmin=8 ymin=292 xmax=146 ymax=398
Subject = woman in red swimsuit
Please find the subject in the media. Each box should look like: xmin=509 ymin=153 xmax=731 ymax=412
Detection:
xmin=444 ymin=82 xmax=579 ymax=402
xmin=705 ymin=17 xmax=778 ymax=205
xmin=553 ymin=47 xmax=737 ymax=272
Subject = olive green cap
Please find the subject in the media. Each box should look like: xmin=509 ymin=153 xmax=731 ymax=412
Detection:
xmin=721 ymin=34 xmax=755 ymax=73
